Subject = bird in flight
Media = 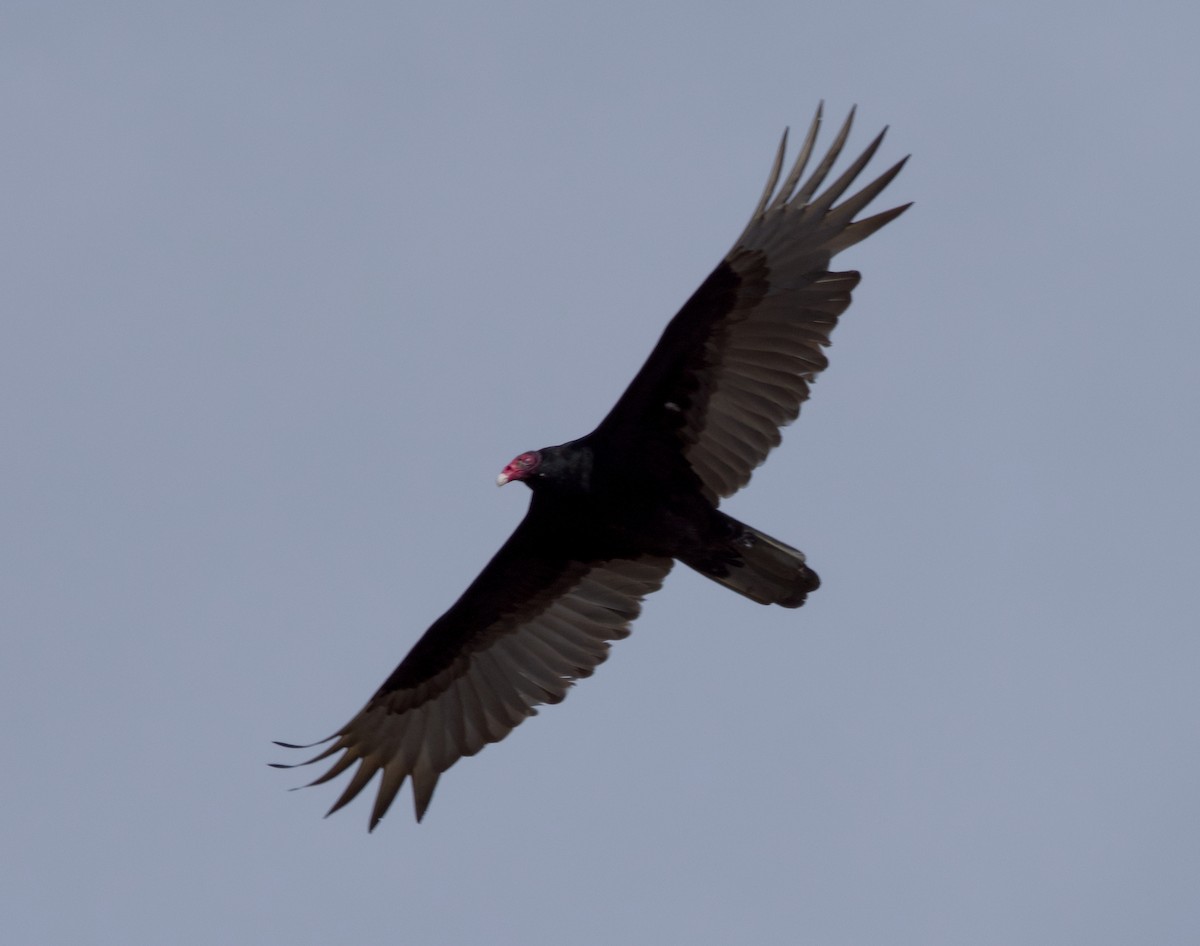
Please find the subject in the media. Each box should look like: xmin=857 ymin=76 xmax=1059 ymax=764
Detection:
xmin=274 ymin=104 xmax=909 ymax=830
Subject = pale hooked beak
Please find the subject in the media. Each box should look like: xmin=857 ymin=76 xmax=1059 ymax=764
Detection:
xmin=497 ymin=451 xmax=537 ymax=486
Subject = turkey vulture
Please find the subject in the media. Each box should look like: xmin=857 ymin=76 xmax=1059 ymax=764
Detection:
xmin=274 ymin=105 xmax=909 ymax=829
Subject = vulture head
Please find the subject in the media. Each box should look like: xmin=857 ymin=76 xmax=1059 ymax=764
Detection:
xmin=496 ymin=451 xmax=541 ymax=486
xmin=497 ymin=442 xmax=595 ymax=492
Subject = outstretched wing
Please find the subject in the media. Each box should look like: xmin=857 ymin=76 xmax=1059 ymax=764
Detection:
xmin=591 ymin=105 xmax=910 ymax=502
xmin=274 ymin=512 xmax=672 ymax=830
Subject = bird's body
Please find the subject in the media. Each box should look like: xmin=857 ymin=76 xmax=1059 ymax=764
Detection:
xmin=275 ymin=105 xmax=910 ymax=829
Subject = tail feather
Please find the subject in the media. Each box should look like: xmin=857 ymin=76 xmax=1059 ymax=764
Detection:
xmin=683 ymin=518 xmax=820 ymax=608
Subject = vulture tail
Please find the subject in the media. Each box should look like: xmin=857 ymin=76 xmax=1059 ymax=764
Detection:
xmin=682 ymin=516 xmax=820 ymax=609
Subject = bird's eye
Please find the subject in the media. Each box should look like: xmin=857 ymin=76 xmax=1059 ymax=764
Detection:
xmin=516 ymin=453 xmax=538 ymax=470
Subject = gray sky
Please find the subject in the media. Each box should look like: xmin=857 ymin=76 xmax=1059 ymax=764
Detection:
xmin=4 ymin=3 xmax=1198 ymax=944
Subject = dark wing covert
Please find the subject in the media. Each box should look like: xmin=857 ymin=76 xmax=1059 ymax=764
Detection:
xmin=592 ymin=104 xmax=910 ymax=502
xmin=274 ymin=512 xmax=671 ymax=829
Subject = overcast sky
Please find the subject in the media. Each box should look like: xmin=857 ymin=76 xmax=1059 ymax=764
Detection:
xmin=4 ymin=3 xmax=1198 ymax=944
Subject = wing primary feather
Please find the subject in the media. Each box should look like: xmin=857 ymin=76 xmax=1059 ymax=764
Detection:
xmin=792 ymin=105 xmax=855 ymax=206
xmin=363 ymin=703 xmax=431 ymax=828
xmin=273 ymin=730 xmax=348 ymax=777
xmin=393 ymin=702 xmax=428 ymax=779
xmin=268 ymin=737 xmax=337 ymax=770
xmin=823 ymin=152 xmax=909 ymax=229
xmin=370 ymin=760 xmax=408 ymax=831
xmin=325 ymin=756 xmax=381 ymax=819
xmin=271 ymin=737 xmax=334 ymax=752
xmin=750 ymin=127 xmax=788 ymax=223
xmin=416 ymin=695 xmax=453 ymax=775
xmin=826 ymin=197 xmax=913 ymax=255
xmin=767 ymin=101 xmax=823 ymax=213
xmin=411 ymin=765 xmax=440 ymax=823
xmin=457 ymin=673 xmax=504 ymax=743
xmin=304 ymin=737 xmax=362 ymax=786
xmin=806 ymin=126 xmax=888 ymax=217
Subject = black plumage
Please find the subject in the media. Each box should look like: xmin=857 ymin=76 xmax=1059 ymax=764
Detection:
xmin=274 ymin=104 xmax=910 ymax=829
